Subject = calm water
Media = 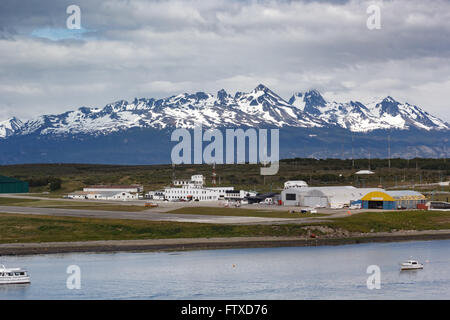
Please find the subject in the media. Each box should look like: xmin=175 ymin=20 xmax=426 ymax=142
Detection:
xmin=1 ymin=240 xmax=449 ymax=299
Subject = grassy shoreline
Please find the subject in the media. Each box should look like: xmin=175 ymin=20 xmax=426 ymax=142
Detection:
xmin=0 ymin=212 xmax=311 ymax=244
xmin=1 ymin=231 xmax=450 ymax=256
xmin=324 ymin=210 xmax=450 ymax=232
xmin=1 ymin=210 xmax=450 ymax=255
xmin=1 ymin=210 xmax=449 ymax=244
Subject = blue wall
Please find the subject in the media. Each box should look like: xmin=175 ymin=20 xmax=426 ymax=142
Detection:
xmin=362 ymin=200 xmax=396 ymax=210
xmin=383 ymin=201 xmax=395 ymax=210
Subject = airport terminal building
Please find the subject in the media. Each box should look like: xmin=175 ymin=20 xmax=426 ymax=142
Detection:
xmin=163 ymin=175 xmax=256 ymax=201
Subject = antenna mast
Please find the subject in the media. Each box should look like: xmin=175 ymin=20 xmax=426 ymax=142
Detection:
xmin=388 ymin=133 xmax=391 ymax=169
xmin=171 ymin=163 xmax=176 ymax=186
xmin=351 ymin=135 xmax=355 ymax=169
xmin=212 ymin=162 xmax=217 ymax=187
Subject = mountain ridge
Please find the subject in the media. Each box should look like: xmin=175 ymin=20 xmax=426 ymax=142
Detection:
xmin=0 ymin=84 xmax=448 ymax=139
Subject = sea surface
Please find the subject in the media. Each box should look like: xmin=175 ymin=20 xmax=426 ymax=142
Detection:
xmin=1 ymin=239 xmax=449 ymax=299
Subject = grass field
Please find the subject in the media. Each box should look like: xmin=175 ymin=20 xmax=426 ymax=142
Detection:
xmin=169 ymin=207 xmax=325 ymax=218
xmin=325 ymin=210 xmax=450 ymax=233
xmin=0 ymin=213 xmax=309 ymax=243
xmin=0 ymin=197 xmax=148 ymax=212
xmin=0 ymin=210 xmax=449 ymax=244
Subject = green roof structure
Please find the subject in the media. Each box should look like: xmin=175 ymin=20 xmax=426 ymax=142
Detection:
xmin=0 ymin=175 xmax=29 ymax=193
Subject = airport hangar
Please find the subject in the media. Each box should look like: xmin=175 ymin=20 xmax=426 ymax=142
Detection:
xmin=360 ymin=190 xmax=426 ymax=210
xmin=281 ymin=185 xmax=426 ymax=210
xmin=281 ymin=186 xmax=382 ymax=208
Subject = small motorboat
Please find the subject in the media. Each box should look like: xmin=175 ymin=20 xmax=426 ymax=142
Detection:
xmin=0 ymin=265 xmax=31 ymax=284
xmin=400 ymin=260 xmax=423 ymax=271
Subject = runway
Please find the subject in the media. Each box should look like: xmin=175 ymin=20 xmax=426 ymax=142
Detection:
xmin=0 ymin=205 xmax=320 ymax=225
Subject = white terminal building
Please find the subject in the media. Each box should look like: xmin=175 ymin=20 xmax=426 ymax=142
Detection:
xmin=148 ymin=175 xmax=255 ymax=201
xmin=67 ymin=184 xmax=143 ymax=201
xmin=83 ymin=184 xmax=144 ymax=193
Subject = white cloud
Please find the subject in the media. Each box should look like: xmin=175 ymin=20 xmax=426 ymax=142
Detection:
xmin=0 ymin=0 xmax=449 ymax=122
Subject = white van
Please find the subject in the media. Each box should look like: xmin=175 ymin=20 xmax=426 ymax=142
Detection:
xmin=260 ymin=198 xmax=273 ymax=205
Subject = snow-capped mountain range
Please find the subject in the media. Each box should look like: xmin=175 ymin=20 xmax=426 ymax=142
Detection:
xmin=0 ymin=84 xmax=448 ymax=139
xmin=0 ymin=117 xmax=23 ymax=139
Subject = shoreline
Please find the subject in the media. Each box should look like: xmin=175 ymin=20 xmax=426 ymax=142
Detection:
xmin=1 ymin=229 xmax=450 ymax=256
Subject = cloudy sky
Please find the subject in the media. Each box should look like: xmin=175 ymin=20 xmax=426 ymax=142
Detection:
xmin=1 ymin=0 xmax=449 ymax=122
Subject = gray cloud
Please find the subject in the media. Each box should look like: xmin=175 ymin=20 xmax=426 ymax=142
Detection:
xmin=0 ymin=0 xmax=449 ymax=122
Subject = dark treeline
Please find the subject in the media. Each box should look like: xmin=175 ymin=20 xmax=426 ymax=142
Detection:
xmin=0 ymin=157 xmax=449 ymax=192
xmin=27 ymin=176 xmax=62 ymax=191
xmin=281 ymin=157 xmax=450 ymax=171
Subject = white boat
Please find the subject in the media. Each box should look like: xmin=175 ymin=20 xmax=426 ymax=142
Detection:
xmin=0 ymin=265 xmax=31 ymax=284
xmin=400 ymin=260 xmax=424 ymax=271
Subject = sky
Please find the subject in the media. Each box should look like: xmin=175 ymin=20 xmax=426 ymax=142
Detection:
xmin=0 ymin=0 xmax=449 ymax=122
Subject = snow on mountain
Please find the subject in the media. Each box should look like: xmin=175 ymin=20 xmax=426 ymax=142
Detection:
xmin=5 ymin=84 xmax=326 ymax=137
xmin=0 ymin=117 xmax=23 ymax=138
xmin=288 ymin=91 xmax=449 ymax=132
xmin=288 ymin=92 xmax=306 ymax=111
xmin=233 ymin=84 xmax=324 ymax=127
xmin=366 ymin=96 xmax=449 ymax=131
xmin=1 ymin=85 xmax=448 ymax=139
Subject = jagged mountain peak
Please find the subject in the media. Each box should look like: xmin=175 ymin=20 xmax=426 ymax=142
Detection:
xmin=248 ymin=84 xmax=288 ymax=102
xmin=217 ymin=88 xmax=228 ymax=97
xmin=253 ymin=83 xmax=271 ymax=92
xmin=374 ymin=96 xmax=401 ymax=117
xmin=0 ymin=117 xmax=24 ymax=138
xmin=236 ymin=84 xmax=289 ymax=108
xmin=216 ymin=89 xmax=231 ymax=105
xmin=382 ymin=96 xmax=397 ymax=103
xmin=304 ymin=89 xmax=326 ymax=106
xmin=0 ymin=85 xmax=448 ymax=139
xmin=2 ymin=116 xmax=22 ymax=126
xmin=304 ymin=89 xmax=323 ymax=97
xmin=250 ymin=84 xmax=282 ymax=99
xmin=288 ymin=89 xmax=327 ymax=112
xmin=287 ymin=91 xmax=448 ymax=132
xmin=289 ymin=89 xmax=326 ymax=115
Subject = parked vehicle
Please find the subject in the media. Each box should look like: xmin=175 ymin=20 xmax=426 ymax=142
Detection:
xmin=259 ymin=198 xmax=274 ymax=205
xmin=144 ymin=202 xmax=158 ymax=208
xmin=349 ymin=203 xmax=362 ymax=210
